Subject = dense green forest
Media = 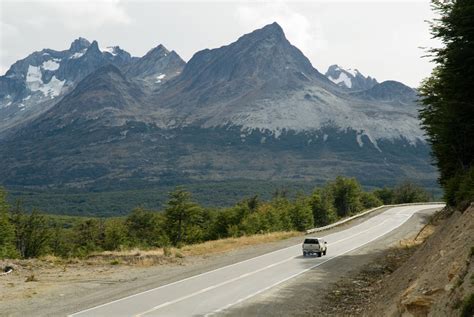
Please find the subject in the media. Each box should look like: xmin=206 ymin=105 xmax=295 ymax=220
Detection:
xmin=0 ymin=177 xmax=431 ymax=259
xmin=419 ymin=0 xmax=474 ymax=207
xmin=5 ymin=179 xmax=441 ymax=217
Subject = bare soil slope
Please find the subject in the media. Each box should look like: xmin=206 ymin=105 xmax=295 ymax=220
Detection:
xmin=368 ymin=204 xmax=474 ymax=316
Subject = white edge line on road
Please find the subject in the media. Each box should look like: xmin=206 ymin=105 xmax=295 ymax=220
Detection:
xmin=69 ymin=204 xmax=444 ymax=316
xmin=205 ymin=211 xmax=423 ymax=316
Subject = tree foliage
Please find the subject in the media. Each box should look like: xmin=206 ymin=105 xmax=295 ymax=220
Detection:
xmin=329 ymin=176 xmax=363 ymax=217
xmin=419 ymin=0 xmax=474 ymax=206
xmin=0 ymin=177 xmax=433 ymax=259
xmin=164 ymin=187 xmax=203 ymax=246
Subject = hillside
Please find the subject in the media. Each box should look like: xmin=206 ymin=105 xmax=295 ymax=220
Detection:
xmin=367 ymin=205 xmax=474 ymax=316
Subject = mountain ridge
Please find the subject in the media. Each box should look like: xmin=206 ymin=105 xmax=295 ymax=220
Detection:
xmin=0 ymin=22 xmax=437 ymax=192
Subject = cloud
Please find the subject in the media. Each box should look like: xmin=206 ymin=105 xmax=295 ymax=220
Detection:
xmin=235 ymin=2 xmax=326 ymax=61
xmin=39 ymin=0 xmax=132 ymax=30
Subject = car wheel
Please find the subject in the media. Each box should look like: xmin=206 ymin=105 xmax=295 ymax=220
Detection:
xmin=317 ymin=252 xmax=322 ymax=257
xmin=303 ymin=251 xmax=307 ymax=257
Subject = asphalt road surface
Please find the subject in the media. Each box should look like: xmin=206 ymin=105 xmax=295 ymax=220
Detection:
xmin=71 ymin=204 xmax=444 ymax=317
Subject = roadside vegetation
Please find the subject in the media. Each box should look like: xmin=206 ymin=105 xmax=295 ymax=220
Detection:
xmin=419 ymin=0 xmax=474 ymax=208
xmin=0 ymin=177 xmax=431 ymax=260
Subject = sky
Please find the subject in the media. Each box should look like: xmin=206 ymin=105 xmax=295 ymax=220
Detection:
xmin=0 ymin=0 xmax=439 ymax=87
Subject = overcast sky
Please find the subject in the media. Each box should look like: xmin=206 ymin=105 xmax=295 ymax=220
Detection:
xmin=1 ymin=0 xmax=438 ymax=87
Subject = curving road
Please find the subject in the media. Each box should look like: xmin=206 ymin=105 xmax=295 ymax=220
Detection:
xmin=70 ymin=204 xmax=444 ymax=317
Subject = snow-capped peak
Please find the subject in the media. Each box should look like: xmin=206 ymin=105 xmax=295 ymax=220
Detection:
xmin=325 ymin=64 xmax=378 ymax=91
xmin=102 ymin=46 xmax=119 ymax=56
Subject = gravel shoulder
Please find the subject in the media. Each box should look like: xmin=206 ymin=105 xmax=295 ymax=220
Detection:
xmin=0 ymin=206 xmax=425 ymax=317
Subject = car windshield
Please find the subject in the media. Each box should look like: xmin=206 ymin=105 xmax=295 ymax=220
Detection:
xmin=304 ymin=239 xmax=319 ymax=244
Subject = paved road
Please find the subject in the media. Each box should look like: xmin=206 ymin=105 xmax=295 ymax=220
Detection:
xmin=71 ymin=204 xmax=443 ymax=317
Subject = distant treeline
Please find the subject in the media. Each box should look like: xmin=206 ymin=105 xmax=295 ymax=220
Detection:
xmin=0 ymin=177 xmax=431 ymax=259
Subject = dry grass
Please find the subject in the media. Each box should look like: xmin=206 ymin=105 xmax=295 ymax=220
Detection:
xmin=82 ymin=231 xmax=302 ymax=266
xmin=399 ymin=224 xmax=435 ymax=249
xmin=179 ymin=231 xmax=301 ymax=257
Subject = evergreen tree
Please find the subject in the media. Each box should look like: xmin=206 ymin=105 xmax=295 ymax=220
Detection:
xmin=164 ymin=187 xmax=203 ymax=246
xmin=419 ymin=0 xmax=474 ymax=205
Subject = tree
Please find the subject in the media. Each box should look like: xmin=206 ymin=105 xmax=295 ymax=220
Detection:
xmin=373 ymin=187 xmax=395 ymax=205
xmin=104 ymin=218 xmax=129 ymax=250
xmin=329 ymin=177 xmax=363 ymax=218
xmin=10 ymin=204 xmax=50 ymax=258
xmin=0 ymin=188 xmax=17 ymax=258
xmin=164 ymin=187 xmax=203 ymax=246
xmin=360 ymin=192 xmax=383 ymax=209
xmin=310 ymin=188 xmax=337 ymax=227
xmin=419 ymin=0 xmax=474 ymax=206
xmin=392 ymin=181 xmax=431 ymax=204
xmin=126 ymin=208 xmax=167 ymax=247
xmin=289 ymin=195 xmax=314 ymax=231
xmin=72 ymin=218 xmax=105 ymax=254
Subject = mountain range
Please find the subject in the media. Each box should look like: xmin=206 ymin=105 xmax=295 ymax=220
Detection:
xmin=0 ymin=22 xmax=437 ymax=195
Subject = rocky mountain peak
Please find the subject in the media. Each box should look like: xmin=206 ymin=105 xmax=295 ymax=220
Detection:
xmin=86 ymin=41 xmax=101 ymax=54
xmin=179 ymin=21 xmax=325 ymax=90
xmin=325 ymin=64 xmax=378 ymax=91
xmin=69 ymin=37 xmax=91 ymax=53
xmin=143 ymin=44 xmax=170 ymax=59
xmin=251 ymin=21 xmax=285 ymax=39
xmin=126 ymin=44 xmax=184 ymax=82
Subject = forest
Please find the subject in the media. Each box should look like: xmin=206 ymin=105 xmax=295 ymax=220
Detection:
xmin=0 ymin=176 xmax=431 ymax=259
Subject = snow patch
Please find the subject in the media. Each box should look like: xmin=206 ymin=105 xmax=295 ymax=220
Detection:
xmin=26 ymin=65 xmax=65 ymax=98
xmin=346 ymin=68 xmax=358 ymax=77
xmin=41 ymin=59 xmax=60 ymax=71
xmin=328 ymin=72 xmax=352 ymax=88
xmin=0 ymin=101 xmax=13 ymax=109
xmin=356 ymin=133 xmax=364 ymax=147
xmin=69 ymin=50 xmax=86 ymax=59
xmin=155 ymin=73 xmax=166 ymax=83
xmin=103 ymin=46 xmax=118 ymax=56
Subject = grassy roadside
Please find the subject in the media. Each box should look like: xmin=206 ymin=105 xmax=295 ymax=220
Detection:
xmin=2 ymin=231 xmax=302 ymax=269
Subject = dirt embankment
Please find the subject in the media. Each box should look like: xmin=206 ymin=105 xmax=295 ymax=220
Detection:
xmin=323 ymin=204 xmax=474 ymax=317
xmin=368 ymin=204 xmax=474 ymax=316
